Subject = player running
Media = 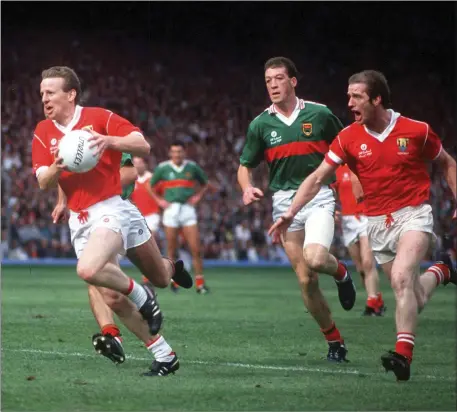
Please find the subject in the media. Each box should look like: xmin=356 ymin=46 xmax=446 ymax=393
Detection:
xmin=33 ymin=66 xmax=191 ymax=376
xmin=238 ymin=57 xmax=356 ymax=363
xmin=148 ymin=141 xmax=211 ymax=294
xmin=269 ymin=70 xmax=457 ymax=381
xmin=333 ymin=164 xmax=385 ymax=316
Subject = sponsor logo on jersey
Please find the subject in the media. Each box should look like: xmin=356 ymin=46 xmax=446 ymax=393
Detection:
xmin=51 ymin=138 xmax=57 ymax=146
xmin=358 ymin=143 xmax=372 ymax=158
xmin=302 ymin=123 xmax=312 ymax=136
xmin=397 ymin=138 xmax=409 ymax=154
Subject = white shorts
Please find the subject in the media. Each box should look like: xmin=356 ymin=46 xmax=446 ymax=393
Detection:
xmin=145 ymin=213 xmax=161 ymax=232
xmin=367 ymin=204 xmax=435 ymax=265
xmin=69 ymin=196 xmax=151 ymax=259
xmin=342 ymin=215 xmax=368 ymax=247
xmin=272 ymin=186 xmax=336 ymax=249
xmin=162 ymin=203 xmax=197 ymax=228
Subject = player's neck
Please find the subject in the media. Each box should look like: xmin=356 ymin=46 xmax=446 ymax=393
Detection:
xmin=365 ymin=109 xmax=391 ymax=134
xmin=171 ymin=160 xmax=184 ymax=167
xmin=273 ymin=95 xmax=297 ymax=118
xmin=54 ymin=106 xmax=76 ymax=127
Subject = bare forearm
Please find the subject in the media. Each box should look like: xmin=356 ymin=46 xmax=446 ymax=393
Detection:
xmin=57 ymin=185 xmax=67 ymax=205
xmin=444 ymin=158 xmax=457 ymax=200
xmin=237 ymin=165 xmax=254 ymax=191
xmin=120 ymin=167 xmax=137 ymax=187
xmin=37 ymin=165 xmax=61 ymax=190
xmin=110 ymin=133 xmax=151 ymax=157
xmin=288 ymin=174 xmax=322 ymax=216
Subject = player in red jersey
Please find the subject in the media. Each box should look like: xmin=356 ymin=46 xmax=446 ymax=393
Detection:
xmin=269 ymin=70 xmax=457 ymax=381
xmin=131 ymin=157 xmax=161 ymax=235
xmin=32 ymin=66 xmax=191 ymax=376
xmin=333 ymin=165 xmax=385 ymax=316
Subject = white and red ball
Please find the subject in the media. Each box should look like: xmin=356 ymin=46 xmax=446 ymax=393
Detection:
xmin=58 ymin=129 xmax=99 ymax=173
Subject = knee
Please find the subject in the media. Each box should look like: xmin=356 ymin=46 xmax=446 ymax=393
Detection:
xmin=296 ymin=270 xmax=319 ymax=294
xmin=390 ymin=270 xmax=413 ymax=295
xmin=77 ymin=262 xmax=97 ymax=283
xmin=154 ymin=275 xmax=169 ymax=289
xmin=361 ymin=256 xmax=374 ymax=273
xmin=303 ymin=247 xmax=328 ymax=272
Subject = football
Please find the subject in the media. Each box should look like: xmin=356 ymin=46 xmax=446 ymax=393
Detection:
xmin=58 ymin=129 xmax=99 ymax=173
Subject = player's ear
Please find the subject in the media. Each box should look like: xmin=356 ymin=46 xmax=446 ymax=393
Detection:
xmin=68 ymin=89 xmax=77 ymax=103
xmin=290 ymin=77 xmax=298 ymax=88
xmin=372 ymin=95 xmax=382 ymax=107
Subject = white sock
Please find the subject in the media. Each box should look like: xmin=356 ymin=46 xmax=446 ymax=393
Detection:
xmin=127 ymin=279 xmax=147 ymax=309
xmin=147 ymin=335 xmax=175 ymax=362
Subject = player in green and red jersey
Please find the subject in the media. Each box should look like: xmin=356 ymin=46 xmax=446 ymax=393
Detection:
xmin=238 ymin=57 xmax=356 ymax=362
xmin=148 ymin=142 xmax=211 ymax=294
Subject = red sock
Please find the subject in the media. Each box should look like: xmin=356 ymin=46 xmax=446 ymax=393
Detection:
xmin=366 ymin=296 xmax=378 ymax=309
xmin=195 ymin=274 xmax=205 ymax=289
xmin=321 ymin=322 xmax=343 ymax=343
xmin=334 ymin=261 xmax=347 ymax=281
xmin=377 ymin=292 xmax=384 ymax=307
xmin=427 ymin=263 xmax=450 ymax=285
xmin=102 ymin=324 xmax=122 ymax=341
xmin=396 ymin=332 xmax=415 ymax=364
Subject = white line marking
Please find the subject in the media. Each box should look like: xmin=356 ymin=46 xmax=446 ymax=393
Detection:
xmin=3 ymin=348 xmax=454 ymax=382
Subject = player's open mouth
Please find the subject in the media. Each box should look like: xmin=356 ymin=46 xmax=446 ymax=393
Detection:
xmin=352 ymin=110 xmax=362 ymax=121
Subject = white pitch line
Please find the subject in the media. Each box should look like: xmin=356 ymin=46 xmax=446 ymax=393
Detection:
xmin=3 ymin=348 xmax=454 ymax=382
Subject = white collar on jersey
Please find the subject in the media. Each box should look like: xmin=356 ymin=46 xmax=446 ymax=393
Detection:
xmin=137 ymin=171 xmax=152 ymax=184
xmin=169 ymin=159 xmax=188 ymax=173
xmin=52 ymin=105 xmax=83 ymax=134
xmin=268 ymin=97 xmax=305 ymax=127
xmin=363 ymin=109 xmax=401 ymax=143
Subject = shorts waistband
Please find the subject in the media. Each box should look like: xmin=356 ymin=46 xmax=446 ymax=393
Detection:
xmin=69 ymin=195 xmax=122 ymax=216
xmin=366 ymin=205 xmax=426 ymax=223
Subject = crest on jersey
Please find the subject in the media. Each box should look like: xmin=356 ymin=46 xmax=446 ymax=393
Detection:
xmin=185 ymin=172 xmax=192 ymax=178
xmin=397 ymin=138 xmax=409 ymax=152
xmin=302 ymin=123 xmax=312 ymax=136
xmin=82 ymin=125 xmax=93 ymax=131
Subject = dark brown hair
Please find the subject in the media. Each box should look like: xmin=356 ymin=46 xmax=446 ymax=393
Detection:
xmin=348 ymin=70 xmax=391 ymax=108
xmin=264 ymin=57 xmax=298 ymax=79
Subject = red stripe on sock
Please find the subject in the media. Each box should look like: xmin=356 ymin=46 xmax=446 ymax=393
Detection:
xmin=146 ymin=335 xmax=161 ymax=348
xmin=321 ymin=322 xmax=342 ymax=343
xmin=396 ymin=332 xmax=415 ymax=363
xmin=126 ymin=278 xmax=134 ymax=295
xmin=102 ymin=324 xmax=121 ymax=338
xmin=334 ymin=261 xmax=346 ymax=281
xmin=427 ymin=264 xmax=450 ymax=285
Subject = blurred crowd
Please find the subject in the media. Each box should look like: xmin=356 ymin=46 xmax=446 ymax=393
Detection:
xmin=1 ymin=31 xmax=456 ymax=263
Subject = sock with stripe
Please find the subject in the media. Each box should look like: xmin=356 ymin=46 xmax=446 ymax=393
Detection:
xmin=366 ymin=292 xmax=384 ymax=309
xmin=195 ymin=274 xmax=205 ymax=289
xmin=321 ymin=322 xmax=343 ymax=343
xmin=125 ymin=278 xmax=148 ymax=309
xmin=395 ymin=332 xmax=415 ymax=364
xmin=146 ymin=335 xmax=175 ymax=362
xmin=426 ymin=263 xmax=450 ymax=286
xmin=101 ymin=324 xmax=122 ymax=342
xmin=334 ymin=261 xmax=348 ymax=282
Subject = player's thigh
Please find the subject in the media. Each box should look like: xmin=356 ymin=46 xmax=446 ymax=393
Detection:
xmin=347 ymin=241 xmax=363 ymax=270
xmin=77 ymin=226 xmax=124 ymax=278
xmin=162 ymin=203 xmax=180 ymax=228
xmin=181 ymin=224 xmax=201 ymax=254
xmin=282 ymin=230 xmax=316 ymax=283
xmin=179 ymin=204 xmax=198 ymax=227
xmin=390 ymin=230 xmax=431 ymax=290
xmin=381 ymin=260 xmax=394 ymax=282
xmin=303 ymin=207 xmax=335 ymax=267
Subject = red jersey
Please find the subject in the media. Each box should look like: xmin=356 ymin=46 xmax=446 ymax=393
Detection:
xmin=32 ymin=105 xmax=142 ymax=212
xmin=325 ymin=111 xmax=442 ymax=216
xmin=130 ymin=171 xmax=160 ymax=216
xmin=334 ymin=165 xmax=364 ymax=216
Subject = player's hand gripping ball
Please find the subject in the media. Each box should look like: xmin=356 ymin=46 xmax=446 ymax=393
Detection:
xmin=58 ymin=129 xmax=99 ymax=173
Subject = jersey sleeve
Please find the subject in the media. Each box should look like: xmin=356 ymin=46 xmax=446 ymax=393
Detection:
xmin=325 ymin=135 xmax=347 ymax=167
xmin=31 ymin=123 xmax=52 ymax=176
xmin=322 ymin=110 xmax=344 ymax=144
xmin=239 ymin=122 xmax=265 ymax=168
xmin=193 ymin=163 xmax=209 ymax=185
xmin=150 ymin=166 xmax=163 ymax=186
xmin=422 ymin=125 xmax=443 ymax=161
xmin=101 ymin=109 xmax=142 ymax=137
xmin=120 ymin=153 xmax=133 ymax=167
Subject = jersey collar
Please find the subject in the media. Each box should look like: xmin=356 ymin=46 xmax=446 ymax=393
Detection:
xmin=268 ymin=98 xmax=305 ymax=127
xmin=363 ymin=109 xmax=401 ymax=143
xmin=169 ymin=159 xmax=188 ymax=173
xmin=52 ymin=105 xmax=83 ymax=134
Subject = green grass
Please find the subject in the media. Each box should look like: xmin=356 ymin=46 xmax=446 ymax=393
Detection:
xmin=1 ymin=265 xmax=456 ymax=411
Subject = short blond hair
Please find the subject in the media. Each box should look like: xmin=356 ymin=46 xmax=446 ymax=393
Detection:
xmin=42 ymin=66 xmax=82 ymax=103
